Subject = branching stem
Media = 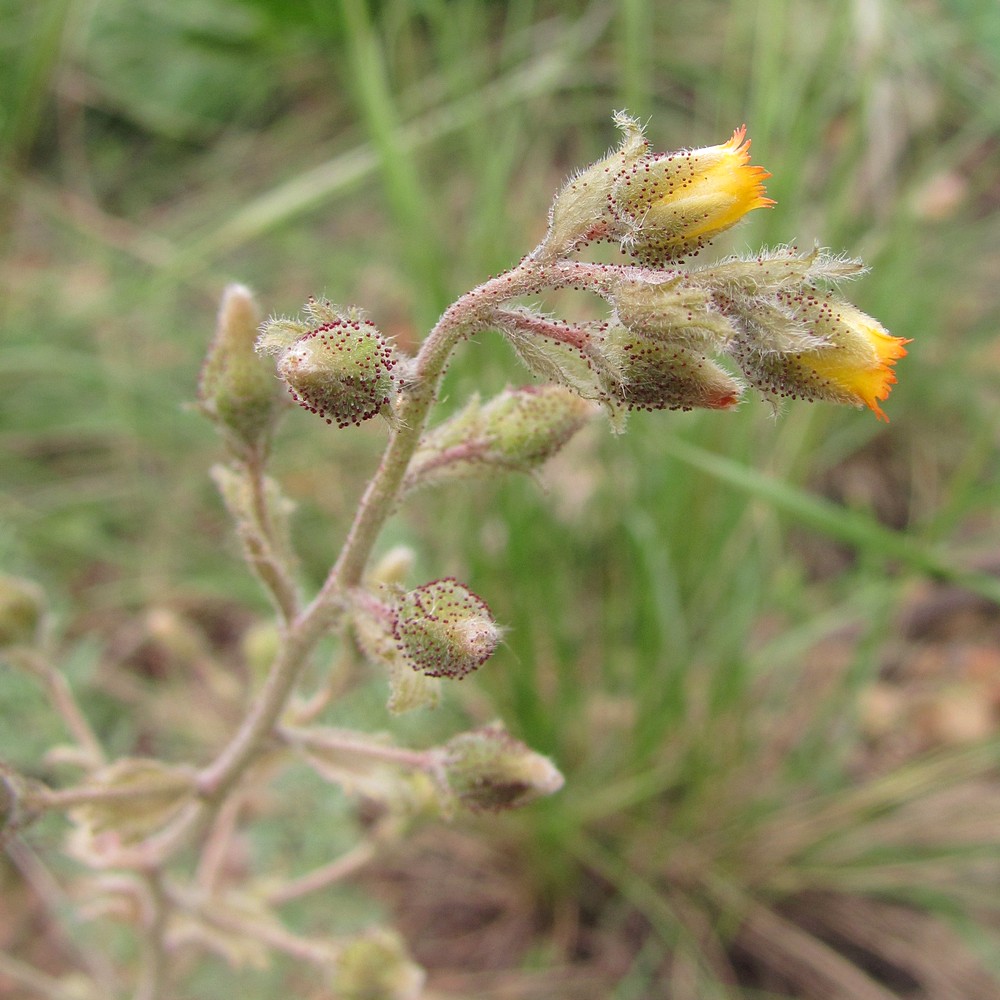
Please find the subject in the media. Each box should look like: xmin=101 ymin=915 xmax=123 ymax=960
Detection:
xmin=193 ymin=252 xmax=639 ymax=814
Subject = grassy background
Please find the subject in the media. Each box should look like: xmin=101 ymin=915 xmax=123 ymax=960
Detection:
xmin=3 ymin=0 xmax=1000 ymax=997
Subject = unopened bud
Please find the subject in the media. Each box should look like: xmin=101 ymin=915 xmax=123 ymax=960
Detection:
xmin=331 ymin=929 xmax=425 ymax=1000
xmin=481 ymin=385 xmax=596 ymax=466
xmin=701 ymin=246 xmax=866 ymax=298
xmin=259 ymin=301 xmax=401 ymax=428
xmin=441 ymin=723 xmax=564 ymax=812
xmin=612 ymin=275 xmax=737 ymax=351
xmin=601 ymin=325 xmax=743 ymax=412
xmin=279 ymin=319 xmax=399 ymax=428
xmin=392 ymin=579 xmax=501 ymax=680
xmin=612 ymin=126 xmax=774 ymax=265
xmin=408 ymin=385 xmax=595 ymax=489
xmin=544 ymin=110 xmax=649 ymax=255
xmin=350 ymin=588 xmax=443 ymax=712
xmin=199 ymin=285 xmax=283 ymax=452
xmin=0 ymin=574 xmax=45 ymax=649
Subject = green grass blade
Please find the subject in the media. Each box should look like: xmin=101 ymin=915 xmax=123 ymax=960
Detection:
xmin=659 ymin=434 xmax=1000 ymax=604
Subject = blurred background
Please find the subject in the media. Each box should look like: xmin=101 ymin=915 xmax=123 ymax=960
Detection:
xmin=3 ymin=0 xmax=1000 ymax=997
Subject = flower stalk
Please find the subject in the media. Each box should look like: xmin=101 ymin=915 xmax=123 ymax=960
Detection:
xmin=3 ymin=112 xmax=904 ymax=998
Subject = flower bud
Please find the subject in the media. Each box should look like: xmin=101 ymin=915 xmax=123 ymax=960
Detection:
xmin=503 ymin=315 xmax=608 ymax=399
xmin=612 ymin=125 xmax=774 ymax=265
xmin=199 ymin=285 xmax=283 ymax=452
xmin=407 ymin=385 xmax=595 ymax=490
xmin=600 ymin=324 xmax=743 ymax=412
xmin=544 ymin=110 xmax=650 ymax=255
xmin=392 ymin=579 xmax=501 ymax=680
xmin=331 ymin=929 xmax=425 ymax=1000
xmin=276 ymin=318 xmax=399 ymax=428
xmin=0 ymin=573 xmax=45 ymax=649
xmin=350 ymin=588 xmax=443 ymax=711
xmin=612 ymin=274 xmax=737 ymax=351
xmin=258 ymin=300 xmax=401 ymax=428
xmin=729 ymin=291 xmax=909 ymax=420
xmin=701 ymin=246 xmax=866 ymax=298
xmin=441 ymin=723 xmax=564 ymax=812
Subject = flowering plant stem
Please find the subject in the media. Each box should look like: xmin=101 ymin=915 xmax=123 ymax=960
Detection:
xmin=193 ymin=250 xmax=585 ymax=813
xmin=1 ymin=114 xmax=905 ymax=999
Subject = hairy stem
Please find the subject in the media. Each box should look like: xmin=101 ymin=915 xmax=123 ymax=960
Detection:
xmin=265 ymin=840 xmax=377 ymax=906
xmin=33 ymin=774 xmax=194 ymax=812
xmin=133 ymin=872 xmax=168 ymax=1000
xmin=277 ymin=724 xmax=434 ymax=771
xmin=320 ymin=253 xmax=624 ymax=594
xmin=242 ymin=446 xmax=300 ymax=624
xmin=195 ymin=606 xmax=331 ymax=800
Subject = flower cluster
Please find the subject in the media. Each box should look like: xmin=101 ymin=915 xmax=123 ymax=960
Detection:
xmin=538 ymin=115 xmax=908 ymax=420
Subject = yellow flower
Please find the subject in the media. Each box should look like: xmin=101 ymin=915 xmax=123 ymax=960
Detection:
xmin=737 ymin=293 xmax=909 ymax=421
xmin=613 ymin=126 xmax=775 ymax=264
xmin=799 ymin=314 xmax=908 ymax=420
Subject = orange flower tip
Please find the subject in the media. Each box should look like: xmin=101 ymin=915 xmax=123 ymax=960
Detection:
xmin=725 ymin=125 xmax=767 ymax=164
xmin=726 ymin=125 xmax=749 ymax=151
xmin=861 ymin=340 xmax=910 ymax=421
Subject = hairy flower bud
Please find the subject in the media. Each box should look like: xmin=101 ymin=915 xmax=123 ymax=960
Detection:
xmin=392 ymin=579 xmax=501 ymax=680
xmin=729 ymin=291 xmax=909 ymax=420
xmin=331 ymin=929 xmax=425 ymax=1000
xmin=612 ymin=274 xmax=737 ymax=351
xmin=701 ymin=246 xmax=867 ymax=298
xmin=407 ymin=385 xmax=595 ymax=490
xmin=278 ymin=321 xmax=399 ymax=427
xmin=601 ymin=325 xmax=743 ymax=412
xmin=612 ymin=126 xmax=774 ymax=265
xmin=441 ymin=723 xmax=564 ymax=812
xmin=199 ymin=284 xmax=283 ymax=453
xmin=544 ymin=110 xmax=650 ymax=255
xmin=479 ymin=385 xmax=596 ymax=466
xmin=350 ymin=588 xmax=443 ymax=712
xmin=0 ymin=574 xmax=45 ymax=649
xmin=259 ymin=300 xmax=400 ymax=428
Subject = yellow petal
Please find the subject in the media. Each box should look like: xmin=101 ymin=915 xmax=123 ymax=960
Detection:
xmin=802 ymin=315 xmax=909 ymax=420
xmin=734 ymin=295 xmax=909 ymax=420
xmin=614 ymin=126 xmax=775 ymax=263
